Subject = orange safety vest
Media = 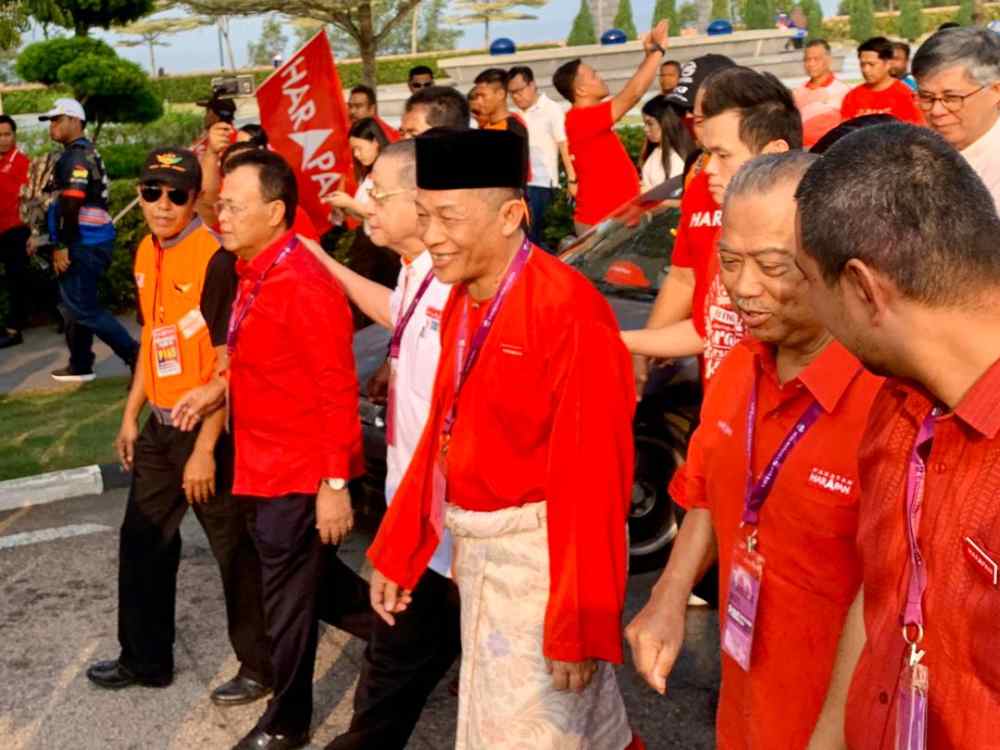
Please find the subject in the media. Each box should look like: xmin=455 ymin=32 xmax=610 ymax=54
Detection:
xmin=133 ymin=224 xmax=224 ymax=409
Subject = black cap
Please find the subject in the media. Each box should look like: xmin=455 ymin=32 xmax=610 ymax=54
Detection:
xmin=196 ymin=92 xmax=237 ymax=119
xmin=139 ymin=147 xmax=202 ymax=193
xmin=666 ymin=54 xmax=737 ymax=110
xmin=416 ymin=129 xmax=524 ymax=190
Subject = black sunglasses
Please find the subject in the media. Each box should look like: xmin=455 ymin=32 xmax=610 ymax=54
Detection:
xmin=410 ymin=80 xmax=433 ymax=89
xmin=139 ymin=185 xmax=191 ymax=206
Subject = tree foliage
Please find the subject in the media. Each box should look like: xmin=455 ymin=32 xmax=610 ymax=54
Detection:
xmin=447 ymin=0 xmax=545 ymax=46
xmin=955 ymin=0 xmax=973 ymax=25
xmin=798 ymin=0 xmax=822 ymax=34
xmin=743 ymin=0 xmax=773 ymax=28
xmin=116 ymin=15 xmax=213 ymax=73
xmin=613 ymin=0 xmax=637 ymax=37
xmin=59 ymin=54 xmax=163 ymax=136
xmin=567 ymin=0 xmax=597 ymax=45
xmin=51 ymin=0 xmax=155 ymax=35
xmin=247 ymin=15 xmax=288 ymax=65
xmin=653 ymin=0 xmax=679 ymax=35
xmin=678 ymin=0 xmax=698 ymax=26
xmin=898 ymin=0 xmax=922 ymax=39
xmin=710 ymin=0 xmax=729 ymax=20
xmin=849 ymin=0 xmax=875 ymax=41
xmin=16 ymin=36 xmax=116 ymax=84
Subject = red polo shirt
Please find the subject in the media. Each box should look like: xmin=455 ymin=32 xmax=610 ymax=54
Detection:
xmin=670 ymin=338 xmax=883 ymax=749
xmin=846 ymin=358 xmax=1000 ymax=749
xmin=0 ymin=148 xmax=29 ymax=235
xmin=228 ymin=230 xmax=364 ymax=498
xmin=841 ymin=80 xmax=924 ymax=125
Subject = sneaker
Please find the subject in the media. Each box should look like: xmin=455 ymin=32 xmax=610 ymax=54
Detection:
xmin=51 ymin=365 xmax=96 ymax=383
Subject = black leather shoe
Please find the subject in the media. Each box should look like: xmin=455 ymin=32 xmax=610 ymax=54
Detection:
xmin=0 ymin=330 xmax=22 ymax=349
xmin=210 ymin=675 xmax=271 ymax=706
xmin=232 ymin=727 xmax=309 ymax=750
xmin=86 ymin=659 xmax=172 ymax=690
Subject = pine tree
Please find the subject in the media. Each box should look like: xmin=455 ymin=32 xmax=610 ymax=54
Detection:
xmin=798 ymin=0 xmax=823 ymax=37
xmin=955 ymin=0 xmax=973 ymax=26
xmin=898 ymin=0 xmax=922 ymax=40
xmin=653 ymin=0 xmax=680 ymax=35
xmin=613 ymin=0 xmax=638 ymax=38
xmin=743 ymin=0 xmax=774 ymax=29
xmin=567 ymin=0 xmax=597 ymax=45
xmin=710 ymin=0 xmax=730 ymax=19
xmin=849 ymin=0 xmax=875 ymax=42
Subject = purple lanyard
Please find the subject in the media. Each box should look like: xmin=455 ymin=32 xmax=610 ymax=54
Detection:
xmin=390 ymin=269 xmax=435 ymax=359
xmin=226 ymin=237 xmax=298 ymax=355
xmin=742 ymin=367 xmax=824 ymax=526
xmin=903 ymin=412 xmax=937 ymax=633
xmin=441 ymin=238 xmax=531 ymax=442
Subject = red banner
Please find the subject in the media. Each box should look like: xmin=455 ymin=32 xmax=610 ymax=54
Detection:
xmin=256 ymin=31 xmax=354 ymax=235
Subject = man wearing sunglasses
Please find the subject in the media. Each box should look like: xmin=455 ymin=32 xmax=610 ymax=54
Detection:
xmin=407 ymin=65 xmax=434 ymax=94
xmin=913 ymin=27 xmax=1000 ymax=211
xmin=39 ymin=98 xmax=139 ymax=382
xmin=86 ymin=148 xmax=273 ymax=711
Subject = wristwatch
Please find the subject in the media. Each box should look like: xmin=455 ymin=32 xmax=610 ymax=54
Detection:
xmin=650 ymin=42 xmax=666 ymax=56
xmin=323 ymin=477 xmax=347 ymax=492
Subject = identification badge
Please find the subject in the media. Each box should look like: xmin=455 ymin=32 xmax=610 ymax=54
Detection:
xmin=178 ymin=308 xmax=207 ymax=340
xmin=386 ymin=360 xmax=398 ymax=447
xmin=152 ymin=325 xmax=182 ymax=378
xmin=895 ymin=662 xmax=929 ymax=750
xmin=721 ymin=541 xmax=765 ymax=671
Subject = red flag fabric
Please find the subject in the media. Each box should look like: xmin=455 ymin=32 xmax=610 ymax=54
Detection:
xmin=256 ymin=32 xmax=354 ymax=235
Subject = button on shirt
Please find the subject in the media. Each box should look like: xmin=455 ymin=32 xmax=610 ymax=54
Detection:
xmin=670 ymin=338 xmax=883 ymax=750
xmin=387 ymin=250 xmax=453 ymax=576
xmin=846 ymin=358 xmax=1000 ymax=749
xmin=516 ymin=93 xmax=567 ymax=189
xmin=229 ymin=230 xmax=364 ymax=498
xmin=960 ymin=113 xmax=1000 ymax=213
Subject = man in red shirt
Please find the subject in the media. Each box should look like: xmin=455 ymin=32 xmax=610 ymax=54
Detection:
xmin=0 ymin=114 xmax=31 ymax=349
xmin=793 ymin=39 xmax=851 ymax=148
xmin=553 ymin=20 xmax=669 ymax=235
xmin=841 ymin=36 xmax=924 ymax=124
xmin=800 ymin=125 xmax=1000 ymax=749
xmin=215 ymin=149 xmax=371 ymax=750
xmin=348 ymin=85 xmax=400 ymax=142
xmin=367 ymin=129 xmax=642 ymax=749
xmin=626 ymin=152 xmax=882 ymax=749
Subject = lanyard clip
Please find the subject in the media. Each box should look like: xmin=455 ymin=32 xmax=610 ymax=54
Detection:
xmin=745 ymin=527 xmax=758 ymax=553
xmin=902 ymin=622 xmax=925 ymax=666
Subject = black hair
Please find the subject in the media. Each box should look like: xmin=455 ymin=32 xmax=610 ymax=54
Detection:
xmin=405 ymin=86 xmax=471 ymax=130
xmin=937 ymin=21 xmax=961 ymax=31
xmin=661 ymin=59 xmax=681 ymax=72
xmin=348 ymin=116 xmax=391 ymax=180
xmin=858 ymin=36 xmax=894 ymax=60
xmin=507 ymin=65 xmax=535 ymax=85
xmin=221 ymin=149 xmax=298 ymax=229
xmin=0 ymin=114 xmax=16 ymax=133
xmin=796 ymin=123 xmax=1000 ymax=306
xmin=810 ymin=114 xmax=896 ymax=154
xmin=701 ymin=67 xmax=803 ymax=151
xmin=238 ymin=123 xmax=267 ymax=147
xmin=409 ymin=65 xmax=433 ymax=79
xmin=553 ymin=58 xmax=583 ymax=103
xmin=659 ymin=101 xmax=697 ymax=179
xmin=892 ymin=41 xmax=911 ymax=59
xmin=641 ymin=96 xmax=671 ymax=164
xmin=474 ymin=67 xmax=508 ymax=87
xmin=805 ymin=38 xmax=831 ymax=52
xmin=350 ymin=85 xmax=377 ymax=106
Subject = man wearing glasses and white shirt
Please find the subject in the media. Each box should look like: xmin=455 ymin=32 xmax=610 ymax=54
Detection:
xmin=507 ymin=65 xmax=578 ymax=249
xmin=912 ymin=27 xmax=1000 ymax=210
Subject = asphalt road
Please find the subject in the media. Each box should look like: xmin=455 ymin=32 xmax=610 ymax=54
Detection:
xmin=0 ymin=489 xmax=720 ymax=749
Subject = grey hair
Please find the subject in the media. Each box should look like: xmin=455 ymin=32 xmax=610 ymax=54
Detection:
xmin=378 ymin=139 xmax=416 ymax=189
xmin=723 ymin=151 xmax=820 ymax=211
xmin=912 ymin=27 xmax=1000 ymax=86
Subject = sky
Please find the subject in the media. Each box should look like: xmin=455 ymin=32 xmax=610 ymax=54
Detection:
xmin=23 ymin=0 xmax=842 ymax=76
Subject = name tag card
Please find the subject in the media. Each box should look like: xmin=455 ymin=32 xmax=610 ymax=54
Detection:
xmin=721 ymin=543 xmax=765 ymax=672
xmin=896 ymin=662 xmax=929 ymax=750
xmin=152 ymin=325 xmax=182 ymax=378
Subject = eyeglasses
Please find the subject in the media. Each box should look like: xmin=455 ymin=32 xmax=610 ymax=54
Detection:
xmin=368 ymin=186 xmax=409 ymax=205
xmin=916 ymin=85 xmax=987 ymax=113
xmin=214 ymin=199 xmax=250 ymax=217
xmin=410 ymin=81 xmax=433 ymax=89
xmin=140 ymin=185 xmax=191 ymax=206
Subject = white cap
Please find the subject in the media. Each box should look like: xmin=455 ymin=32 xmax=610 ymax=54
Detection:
xmin=39 ymin=98 xmax=86 ymax=122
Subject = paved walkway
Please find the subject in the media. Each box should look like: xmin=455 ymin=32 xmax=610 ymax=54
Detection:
xmin=0 ymin=315 xmax=139 ymax=396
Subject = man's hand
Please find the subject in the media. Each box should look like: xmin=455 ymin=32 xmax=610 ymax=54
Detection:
xmin=171 ymin=379 xmax=227 ymax=431
xmin=324 ymin=191 xmax=355 ymax=210
xmin=567 ymin=181 xmax=579 ymax=199
xmin=546 ymin=659 xmax=598 ymax=693
xmin=115 ymin=418 xmax=140 ymax=472
xmin=643 ymin=20 xmax=669 ymax=54
xmin=207 ymin=122 xmax=234 ymax=156
xmin=632 ymin=353 xmax=649 ymax=399
xmin=52 ymin=248 xmax=70 ymax=274
xmin=316 ymin=484 xmax=353 ymax=545
xmin=182 ymin=448 xmax=216 ymax=504
xmin=367 ymin=358 xmax=391 ymax=405
xmin=625 ymin=590 xmax=687 ymax=695
xmin=369 ymin=567 xmax=413 ymax=626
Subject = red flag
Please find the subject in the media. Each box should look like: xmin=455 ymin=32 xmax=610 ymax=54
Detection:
xmin=256 ymin=31 xmax=354 ymax=235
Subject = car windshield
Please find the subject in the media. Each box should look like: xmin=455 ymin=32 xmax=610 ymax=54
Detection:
xmin=561 ymin=193 xmax=681 ymax=300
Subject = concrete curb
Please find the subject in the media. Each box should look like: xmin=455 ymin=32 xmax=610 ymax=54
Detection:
xmin=0 ymin=463 xmax=130 ymax=512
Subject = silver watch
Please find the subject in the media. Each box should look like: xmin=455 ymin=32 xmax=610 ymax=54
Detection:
xmin=323 ymin=477 xmax=347 ymax=491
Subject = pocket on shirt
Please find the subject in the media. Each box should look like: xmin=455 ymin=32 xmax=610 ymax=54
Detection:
xmin=964 ymin=531 xmax=1000 ymax=690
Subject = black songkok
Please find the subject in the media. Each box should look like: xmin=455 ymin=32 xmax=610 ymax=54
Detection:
xmin=416 ymin=128 xmax=525 ymax=190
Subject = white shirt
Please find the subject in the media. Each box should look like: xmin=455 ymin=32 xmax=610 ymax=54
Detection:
xmin=515 ymin=92 xmax=567 ymax=189
xmin=386 ymin=249 xmax=454 ymax=576
xmin=961 ymin=114 xmax=1000 ymax=213
xmin=641 ymin=147 xmax=684 ymax=192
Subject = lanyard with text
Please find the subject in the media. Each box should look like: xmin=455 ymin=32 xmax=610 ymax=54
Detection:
xmin=385 ymin=269 xmax=435 ymax=446
xmin=896 ymin=411 xmax=937 ymax=750
xmin=722 ymin=366 xmax=822 ymax=672
xmin=226 ymin=237 xmax=299 ymax=356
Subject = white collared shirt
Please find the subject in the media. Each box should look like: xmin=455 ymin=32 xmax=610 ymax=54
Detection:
xmin=386 ymin=249 xmax=454 ymax=576
xmin=961 ymin=114 xmax=1000 ymax=213
xmin=515 ymin=92 xmax=568 ymax=189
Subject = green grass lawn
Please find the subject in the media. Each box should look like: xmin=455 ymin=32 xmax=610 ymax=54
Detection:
xmin=0 ymin=378 xmax=129 ymax=481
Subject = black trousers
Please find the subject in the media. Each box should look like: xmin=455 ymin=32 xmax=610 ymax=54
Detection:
xmin=0 ymin=225 xmax=30 ymax=331
xmin=326 ymin=567 xmax=462 ymax=750
xmin=248 ymin=493 xmax=374 ymax=737
xmin=117 ymin=416 xmax=271 ymax=684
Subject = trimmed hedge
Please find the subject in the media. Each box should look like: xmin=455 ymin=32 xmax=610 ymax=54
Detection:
xmin=822 ymin=3 xmax=1000 ymax=38
xmin=2 ymin=86 xmax=65 ymax=116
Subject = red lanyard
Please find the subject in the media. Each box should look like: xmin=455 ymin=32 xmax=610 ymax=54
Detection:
xmin=390 ymin=269 xmax=435 ymax=359
xmin=227 ymin=237 xmax=298 ymax=355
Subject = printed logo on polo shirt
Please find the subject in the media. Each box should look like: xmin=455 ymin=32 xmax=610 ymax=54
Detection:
xmin=690 ymin=209 xmax=722 ymax=229
xmin=807 ymin=468 xmax=854 ymax=496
